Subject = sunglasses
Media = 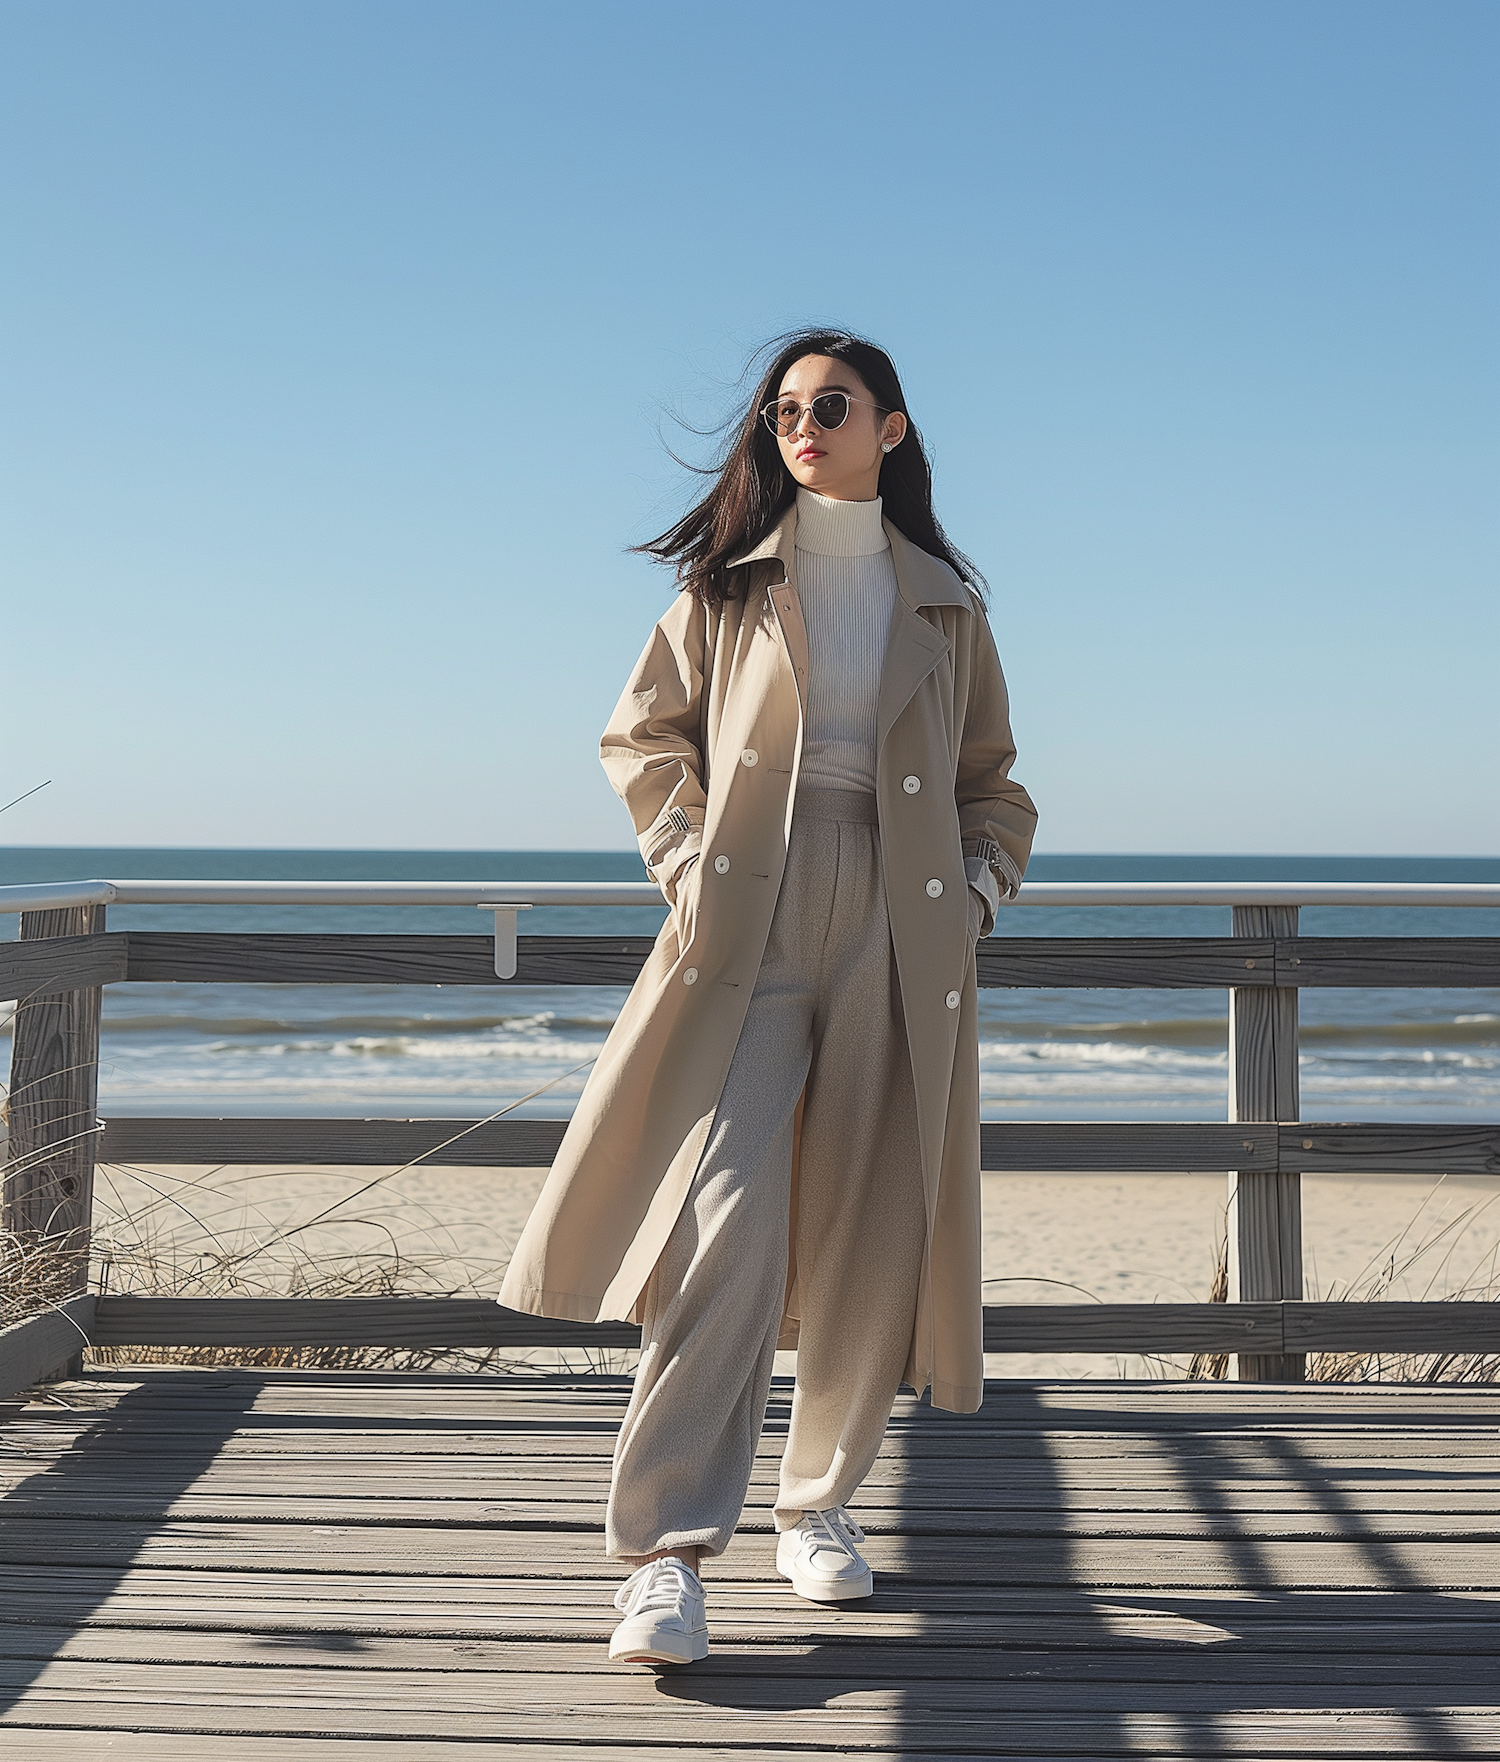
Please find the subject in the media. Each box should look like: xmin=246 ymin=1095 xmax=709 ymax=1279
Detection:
xmin=760 ymin=391 xmax=889 ymax=439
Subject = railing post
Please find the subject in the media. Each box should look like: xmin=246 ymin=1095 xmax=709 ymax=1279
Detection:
xmin=3 ymin=905 xmax=107 ymax=1376
xmin=1227 ymin=903 xmax=1304 ymax=1380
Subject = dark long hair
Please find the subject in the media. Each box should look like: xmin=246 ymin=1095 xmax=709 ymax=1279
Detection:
xmin=637 ymin=328 xmax=985 ymax=606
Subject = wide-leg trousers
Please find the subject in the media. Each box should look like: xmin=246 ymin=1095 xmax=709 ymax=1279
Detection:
xmin=605 ymin=788 xmax=927 ymax=1561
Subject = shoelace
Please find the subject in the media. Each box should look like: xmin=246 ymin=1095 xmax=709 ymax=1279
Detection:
xmin=613 ymin=1556 xmax=702 ymax=1618
xmin=801 ymin=1504 xmax=867 ymax=1559
xmin=825 ymin=1504 xmax=866 ymax=1545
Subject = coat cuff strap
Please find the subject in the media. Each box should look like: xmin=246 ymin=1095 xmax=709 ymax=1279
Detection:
xmin=964 ymin=836 xmax=1022 ymax=902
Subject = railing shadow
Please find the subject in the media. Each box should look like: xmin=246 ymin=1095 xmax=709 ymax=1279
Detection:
xmin=653 ymin=1380 xmax=1497 ymax=1757
xmin=0 ymin=1367 xmax=261 ymax=1712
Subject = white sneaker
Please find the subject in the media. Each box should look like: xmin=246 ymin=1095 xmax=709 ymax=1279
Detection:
xmin=608 ymin=1556 xmax=708 ymax=1666
xmin=776 ymin=1505 xmax=873 ymax=1602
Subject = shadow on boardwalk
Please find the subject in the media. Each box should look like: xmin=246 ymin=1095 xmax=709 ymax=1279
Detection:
xmin=0 ymin=1370 xmax=1496 ymax=1757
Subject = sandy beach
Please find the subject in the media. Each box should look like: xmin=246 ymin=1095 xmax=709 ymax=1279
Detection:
xmin=89 ymin=1161 xmax=1500 ymax=1380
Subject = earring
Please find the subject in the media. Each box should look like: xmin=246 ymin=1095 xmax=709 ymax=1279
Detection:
xmin=881 ymin=442 xmax=895 ymax=453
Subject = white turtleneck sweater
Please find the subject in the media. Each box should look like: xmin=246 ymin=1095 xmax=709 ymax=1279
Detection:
xmin=793 ymin=487 xmax=898 ymax=794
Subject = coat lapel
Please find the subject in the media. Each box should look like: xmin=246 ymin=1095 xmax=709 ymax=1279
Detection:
xmin=877 ymin=523 xmax=967 ymax=751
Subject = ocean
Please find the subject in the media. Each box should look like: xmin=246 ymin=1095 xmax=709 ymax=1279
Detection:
xmin=3 ymin=849 xmax=1498 ymax=1125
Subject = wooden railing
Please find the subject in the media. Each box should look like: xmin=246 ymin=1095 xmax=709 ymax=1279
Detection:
xmin=3 ymin=878 xmax=1499 ymax=1397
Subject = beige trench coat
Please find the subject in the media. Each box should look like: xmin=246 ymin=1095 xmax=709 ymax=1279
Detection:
xmin=499 ymin=506 xmax=1037 ymax=1412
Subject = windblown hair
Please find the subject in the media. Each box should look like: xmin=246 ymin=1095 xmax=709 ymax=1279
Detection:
xmin=637 ymin=328 xmax=985 ymax=606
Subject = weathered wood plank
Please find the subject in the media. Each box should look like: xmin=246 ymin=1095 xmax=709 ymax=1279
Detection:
xmin=4 ymin=1487 xmax=1495 ymax=1539
xmin=10 ymin=1452 xmax=1497 ymax=1498
xmin=0 ymin=932 xmax=129 ymax=1003
xmin=1281 ymin=1300 xmax=1500 ymax=1352
xmin=0 ymin=1658 xmax=1494 ymax=1728
xmin=980 ymin=1122 xmax=1281 ymax=1171
xmin=6 ymin=1570 xmax=1497 ymax=1649
xmin=984 ymin=1303 xmax=1283 ymax=1350
xmin=11 ymin=1451 xmax=1499 ymax=1501
xmin=84 ymin=1295 xmax=1500 ymax=1353
xmin=1229 ymin=903 xmax=1303 ymax=1381
xmin=984 ymin=1121 xmax=1497 ymax=1176
xmin=0 ymin=1738 xmax=777 ymax=1762
xmin=1280 ymin=1123 xmax=1500 ymax=1175
xmin=0 ymin=1298 xmax=95 ymax=1403
xmin=1283 ymin=937 xmax=1500 ymax=988
xmin=98 ymin=1115 xmax=572 ymax=1167
xmin=124 ymin=933 xmax=658 ymax=987
xmin=5 ymin=1625 xmax=1500 ymax=1687
xmin=3 ymin=909 xmax=107 ymax=1364
xmin=90 ymin=1296 xmax=638 ymax=1348
xmin=4 ymin=1519 xmax=1497 ymax=1586
xmin=112 ymin=931 xmax=1500 ymax=989
xmin=14 ymin=1429 xmax=1498 ymax=1471
xmin=9 ymin=1462 xmax=1498 ymax=1509
xmin=94 ymin=1115 xmax=1500 ymax=1174
xmin=1005 ymin=1299 xmax=1500 ymax=1353
xmin=18 ymin=1368 xmax=1500 ymax=1428
xmin=25 ymin=1366 xmax=1500 ymax=1417
xmin=1 ymin=1716 xmax=1491 ymax=1761
xmin=978 ymin=938 xmax=1277 ymax=988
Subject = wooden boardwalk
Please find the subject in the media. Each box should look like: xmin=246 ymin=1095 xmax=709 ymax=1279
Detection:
xmin=0 ymin=1370 xmax=1496 ymax=1758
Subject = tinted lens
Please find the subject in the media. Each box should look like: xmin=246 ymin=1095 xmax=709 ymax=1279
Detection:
xmin=762 ymin=393 xmax=854 ymax=437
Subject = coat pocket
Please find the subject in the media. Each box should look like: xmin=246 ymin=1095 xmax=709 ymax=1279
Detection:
xmin=965 ymin=883 xmax=984 ymax=948
xmin=668 ymin=853 xmax=702 ymax=947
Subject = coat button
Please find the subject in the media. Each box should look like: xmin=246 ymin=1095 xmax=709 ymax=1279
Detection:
xmin=683 ymin=967 xmax=699 ymax=985
xmin=903 ymin=775 xmax=921 ymax=793
xmin=713 ymin=854 xmax=730 ymax=874
xmin=741 ymin=749 xmax=759 ymax=767
xmin=945 ymin=990 xmax=960 ymax=1010
xmin=925 ymin=878 xmax=944 ymax=898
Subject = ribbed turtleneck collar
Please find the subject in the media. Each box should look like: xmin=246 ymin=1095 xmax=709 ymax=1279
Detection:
xmin=794 ymin=488 xmax=890 ymax=558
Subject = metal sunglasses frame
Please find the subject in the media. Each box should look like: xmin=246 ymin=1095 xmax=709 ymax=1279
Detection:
xmin=760 ymin=390 xmax=890 ymax=439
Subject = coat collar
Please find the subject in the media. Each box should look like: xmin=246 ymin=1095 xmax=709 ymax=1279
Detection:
xmin=727 ymin=505 xmax=973 ymax=612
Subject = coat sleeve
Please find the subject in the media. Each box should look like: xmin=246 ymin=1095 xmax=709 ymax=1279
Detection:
xmin=955 ymin=603 xmax=1038 ymax=928
xmin=599 ymin=592 xmax=711 ymax=906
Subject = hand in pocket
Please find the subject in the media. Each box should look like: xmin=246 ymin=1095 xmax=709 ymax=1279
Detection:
xmin=966 ymin=884 xmax=984 ymax=947
xmin=668 ymin=854 xmax=702 ymax=944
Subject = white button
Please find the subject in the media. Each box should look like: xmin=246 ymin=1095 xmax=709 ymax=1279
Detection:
xmin=926 ymin=878 xmax=944 ymax=898
xmin=903 ymin=775 xmax=921 ymax=794
xmin=713 ymin=854 xmax=730 ymax=875
xmin=945 ymin=990 xmax=960 ymax=1010
xmin=683 ymin=967 xmax=699 ymax=985
xmin=741 ymin=749 xmax=759 ymax=767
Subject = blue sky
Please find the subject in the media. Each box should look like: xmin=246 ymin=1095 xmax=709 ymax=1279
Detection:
xmin=2 ymin=0 xmax=1495 ymax=853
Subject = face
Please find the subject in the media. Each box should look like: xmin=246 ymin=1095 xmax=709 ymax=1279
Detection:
xmin=770 ymin=355 xmax=908 ymax=502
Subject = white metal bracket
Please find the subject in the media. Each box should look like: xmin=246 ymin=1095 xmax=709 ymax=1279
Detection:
xmin=478 ymin=903 xmax=533 ymax=979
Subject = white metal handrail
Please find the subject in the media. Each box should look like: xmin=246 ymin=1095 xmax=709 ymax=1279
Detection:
xmin=3 ymin=878 xmax=1500 ymax=916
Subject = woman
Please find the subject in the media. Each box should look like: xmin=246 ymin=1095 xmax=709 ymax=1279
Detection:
xmin=499 ymin=329 xmax=1036 ymax=1666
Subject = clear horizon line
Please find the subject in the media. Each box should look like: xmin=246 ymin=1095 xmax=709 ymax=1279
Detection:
xmin=3 ymin=844 xmax=1499 ymax=861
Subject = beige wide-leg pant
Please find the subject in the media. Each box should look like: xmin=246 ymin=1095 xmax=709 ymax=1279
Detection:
xmin=605 ymin=789 xmax=927 ymax=1561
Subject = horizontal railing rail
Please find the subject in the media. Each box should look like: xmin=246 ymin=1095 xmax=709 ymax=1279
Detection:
xmin=6 ymin=931 xmax=1500 ymax=1000
xmin=6 ymin=1292 xmax=1498 ymax=1406
xmin=3 ymin=875 xmax=1498 ymax=1392
xmin=5 ymin=878 xmax=1500 ymax=912
xmin=91 ymin=1117 xmax=1500 ymax=1175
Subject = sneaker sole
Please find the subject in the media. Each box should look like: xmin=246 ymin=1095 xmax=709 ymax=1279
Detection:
xmin=777 ymin=1558 xmax=874 ymax=1603
xmin=608 ymin=1632 xmax=709 ymax=1666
